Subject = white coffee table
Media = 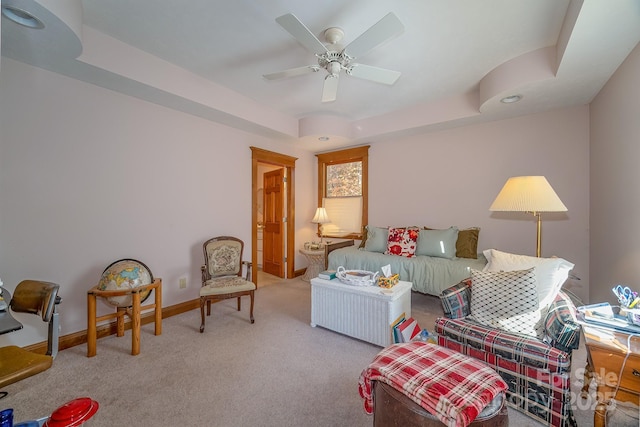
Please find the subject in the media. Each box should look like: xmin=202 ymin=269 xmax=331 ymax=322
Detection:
xmin=310 ymin=277 xmax=412 ymax=347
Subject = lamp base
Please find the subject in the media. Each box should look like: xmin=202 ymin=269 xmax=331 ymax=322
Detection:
xmin=535 ymin=212 xmax=542 ymax=258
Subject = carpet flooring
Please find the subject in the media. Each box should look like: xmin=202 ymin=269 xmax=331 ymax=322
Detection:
xmin=1 ymin=275 xmax=598 ymax=426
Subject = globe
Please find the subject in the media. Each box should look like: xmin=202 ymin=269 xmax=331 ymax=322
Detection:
xmin=97 ymin=259 xmax=154 ymax=307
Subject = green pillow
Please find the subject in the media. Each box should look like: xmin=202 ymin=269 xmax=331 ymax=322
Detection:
xmin=456 ymin=228 xmax=480 ymax=259
xmin=416 ymin=227 xmax=459 ymax=259
xmin=362 ymin=226 xmax=388 ymax=253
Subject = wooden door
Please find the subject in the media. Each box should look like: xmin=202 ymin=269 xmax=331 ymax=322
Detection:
xmin=263 ymin=168 xmax=285 ymax=277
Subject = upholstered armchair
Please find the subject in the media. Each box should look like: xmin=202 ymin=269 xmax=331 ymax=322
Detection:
xmin=436 ymin=269 xmax=581 ymax=427
xmin=200 ymin=236 xmax=255 ymax=333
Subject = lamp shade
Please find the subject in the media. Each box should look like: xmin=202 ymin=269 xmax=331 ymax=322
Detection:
xmin=489 ymin=176 xmax=567 ymax=213
xmin=311 ymin=207 xmax=330 ymax=224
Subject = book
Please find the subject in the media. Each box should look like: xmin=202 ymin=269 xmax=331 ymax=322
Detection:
xmin=578 ymin=303 xmax=640 ymax=333
xmin=390 ymin=313 xmax=406 ymax=344
xmin=318 ymin=270 xmax=336 ymax=280
xmin=397 ymin=317 xmax=421 ymax=342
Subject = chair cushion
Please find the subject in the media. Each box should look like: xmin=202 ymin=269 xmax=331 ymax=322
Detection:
xmin=0 ymin=345 xmax=52 ymax=388
xmin=435 ymin=317 xmax=571 ymax=374
xmin=200 ymin=277 xmax=256 ymax=296
xmin=11 ymin=280 xmax=59 ymax=321
xmin=206 ymin=241 xmax=242 ymax=277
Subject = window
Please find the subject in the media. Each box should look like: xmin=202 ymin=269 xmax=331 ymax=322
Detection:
xmin=326 ymin=161 xmax=362 ymax=197
xmin=316 ymin=146 xmax=369 ymax=239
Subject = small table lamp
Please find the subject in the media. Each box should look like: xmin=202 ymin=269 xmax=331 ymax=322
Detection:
xmin=489 ymin=176 xmax=567 ymax=257
xmin=312 ymin=207 xmax=331 ymax=244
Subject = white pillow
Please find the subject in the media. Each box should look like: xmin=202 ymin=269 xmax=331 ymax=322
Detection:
xmin=469 ymin=268 xmax=542 ymax=338
xmin=482 ymin=249 xmax=574 ymax=314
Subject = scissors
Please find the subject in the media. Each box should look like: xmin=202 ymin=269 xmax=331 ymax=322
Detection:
xmin=613 ymin=285 xmax=639 ymax=308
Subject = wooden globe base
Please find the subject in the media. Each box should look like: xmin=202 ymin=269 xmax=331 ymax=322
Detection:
xmin=87 ymin=278 xmax=162 ymax=357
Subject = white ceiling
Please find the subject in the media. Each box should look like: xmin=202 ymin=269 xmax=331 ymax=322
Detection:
xmin=2 ymin=0 xmax=640 ymax=150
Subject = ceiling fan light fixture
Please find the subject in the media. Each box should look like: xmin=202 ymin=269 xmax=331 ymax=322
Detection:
xmin=501 ymin=94 xmax=522 ymax=104
xmin=266 ymin=12 xmax=404 ymax=103
xmin=327 ymin=61 xmax=341 ymax=76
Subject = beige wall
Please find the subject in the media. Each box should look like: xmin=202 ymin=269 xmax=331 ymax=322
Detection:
xmin=0 ymin=58 xmax=315 ymax=347
xmin=368 ymin=106 xmax=590 ymax=301
xmin=1 ymin=54 xmax=595 ymax=346
xmin=590 ymin=42 xmax=640 ymax=304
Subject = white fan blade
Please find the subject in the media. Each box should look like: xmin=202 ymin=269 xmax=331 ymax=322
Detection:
xmin=276 ymin=13 xmax=328 ymax=55
xmin=347 ymin=64 xmax=401 ymax=85
xmin=343 ymin=13 xmax=404 ymax=59
xmin=322 ymin=74 xmax=339 ymax=103
xmin=263 ymin=65 xmax=320 ymax=80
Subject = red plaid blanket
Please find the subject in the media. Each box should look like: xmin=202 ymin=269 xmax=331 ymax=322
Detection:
xmin=358 ymin=342 xmax=507 ymax=427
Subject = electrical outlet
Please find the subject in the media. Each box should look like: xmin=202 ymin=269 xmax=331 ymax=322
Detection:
xmin=179 ymin=277 xmax=187 ymax=289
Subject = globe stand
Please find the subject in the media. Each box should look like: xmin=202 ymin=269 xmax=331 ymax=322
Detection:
xmin=86 ymin=278 xmax=162 ymax=357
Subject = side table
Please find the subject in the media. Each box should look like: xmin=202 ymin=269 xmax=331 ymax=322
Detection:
xmin=580 ymin=323 xmax=640 ymax=427
xmin=300 ymin=248 xmax=325 ymax=281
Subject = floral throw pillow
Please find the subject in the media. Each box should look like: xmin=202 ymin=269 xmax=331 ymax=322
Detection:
xmin=386 ymin=227 xmax=419 ymax=257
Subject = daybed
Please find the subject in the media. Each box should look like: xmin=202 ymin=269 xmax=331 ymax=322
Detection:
xmin=436 ymin=249 xmax=581 ymax=427
xmin=327 ymin=225 xmax=486 ymax=296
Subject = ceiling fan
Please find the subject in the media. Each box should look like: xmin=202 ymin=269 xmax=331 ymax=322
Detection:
xmin=263 ymin=12 xmax=404 ymax=103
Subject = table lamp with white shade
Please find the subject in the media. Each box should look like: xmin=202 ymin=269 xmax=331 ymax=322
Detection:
xmin=311 ymin=207 xmax=331 ymax=245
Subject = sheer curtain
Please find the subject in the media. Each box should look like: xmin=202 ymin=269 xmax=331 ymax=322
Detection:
xmin=322 ymin=196 xmax=362 ymax=237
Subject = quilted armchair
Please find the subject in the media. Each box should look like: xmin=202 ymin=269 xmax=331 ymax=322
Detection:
xmin=436 ymin=278 xmax=581 ymax=427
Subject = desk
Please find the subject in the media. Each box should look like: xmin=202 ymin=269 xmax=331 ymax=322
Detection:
xmin=580 ymin=324 xmax=640 ymax=427
xmin=299 ymin=248 xmax=325 ymax=281
xmin=0 ymin=288 xmax=22 ymax=335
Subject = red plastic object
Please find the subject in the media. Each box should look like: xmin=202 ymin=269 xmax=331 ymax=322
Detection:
xmin=44 ymin=397 xmax=99 ymax=426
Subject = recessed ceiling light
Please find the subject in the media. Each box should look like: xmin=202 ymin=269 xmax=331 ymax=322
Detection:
xmin=318 ymin=136 xmax=330 ymax=141
xmin=2 ymin=6 xmax=45 ymax=29
xmin=500 ymin=95 xmax=522 ymax=104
